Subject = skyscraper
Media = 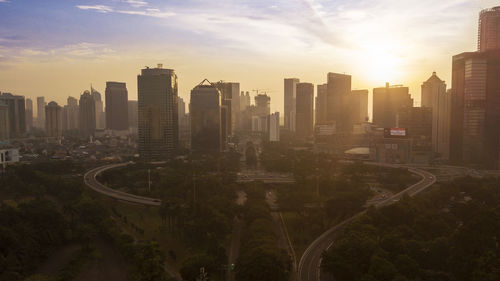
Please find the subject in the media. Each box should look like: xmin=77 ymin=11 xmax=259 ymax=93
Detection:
xmin=45 ymin=101 xmax=62 ymax=138
xmin=326 ymin=73 xmax=352 ymax=131
xmin=269 ymin=112 xmax=280 ymax=142
xmin=66 ymin=96 xmax=79 ymax=130
xmin=128 ymin=100 xmax=138 ymax=132
xmin=138 ymin=64 xmax=179 ymax=160
xmin=177 ymin=97 xmax=190 ymax=149
xmin=25 ymin=98 xmax=33 ymax=132
xmin=79 ymin=90 xmax=96 ymax=138
xmin=478 ymin=6 xmax=500 ymax=52
xmin=373 ymin=83 xmax=413 ymax=128
xmin=350 ymin=90 xmax=369 ymax=124
xmin=36 ymin=96 xmax=46 ymax=129
xmin=0 ymin=93 xmax=26 ymax=138
xmin=105 ymin=82 xmax=129 ymax=131
xmin=91 ymin=88 xmax=105 ymax=130
xmin=421 ymin=72 xmax=451 ymax=158
xmin=190 ymin=79 xmax=221 ymax=152
xmin=296 ymin=83 xmax=314 ymax=139
xmin=315 ymin=84 xmax=327 ymax=125
xmin=284 ymin=78 xmax=299 ymax=131
xmin=0 ymin=101 xmax=9 ymax=141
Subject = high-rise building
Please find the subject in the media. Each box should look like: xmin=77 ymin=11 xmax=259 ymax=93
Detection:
xmin=269 ymin=112 xmax=280 ymax=142
xmin=66 ymin=96 xmax=79 ymax=131
xmin=79 ymin=90 xmax=96 ymax=138
xmin=45 ymin=101 xmax=62 ymax=138
xmin=350 ymin=90 xmax=369 ymax=124
xmin=25 ymin=98 xmax=33 ymax=132
xmin=296 ymin=82 xmax=314 ymax=139
xmin=478 ymin=6 xmax=500 ymax=52
xmin=373 ymin=83 xmax=413 ymax=128
xmin=127 ymin=100 xmax=138 ymax=132
xmin=36 ymin=96 xmax=46 ymax=129
xmin=326 ymin=73 xmax=351 ymax=131
xmin=190 ymin=79 xmax=221 ymax=152
xmin=177 ymin=97 xmax=190 ymax=149
xmin=421 ymin=72 xmax=451 ymax=158
xmin=396 ymin=106 xmax=433 ymax=163
xmin=0 ymin=101 xmax=9 ymax=141
xmin=105 ymin=82 xmax=129 ymax=131
xmin=450 ymin=50 xmax=500 ymax=166
xmin=284 ymin=78 xmax=299 ymax=131
xmin=315 ymin=84 xmax=327 ymax=125
xmin=0 ymin=93 xmax=26 ymax=138
xmin=138 ymin=64 xmax=179 ymax=160
xmin=254 ymin=94 xmax=270 ymax=118
xmin=91 ymin=88 xmax=105 ymax=130
xmin=215 ymin=82 xmax=240 ymax=134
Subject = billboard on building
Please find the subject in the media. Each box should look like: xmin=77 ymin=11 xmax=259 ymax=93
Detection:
xmin=384 ymin=128 xmax=407 ymax=138
xmin=0 ymin=148 xmax=20 ymax=164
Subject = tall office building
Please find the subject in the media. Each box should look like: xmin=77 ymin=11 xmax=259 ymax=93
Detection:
xmin=214 ymin=82 xmax=238 ymax=142
xmin=177 ymin=97 xmax=190 ymax=149
xmin=252 ymin=94 xmax=271 ymax=133
xmin=66 ymin=96 xmax=79 ymax=130
xmin=350 ymin=90 xmax=369 ymax=124
xmin=296 ymin=83 xmax=314 ymax=139
xmin=240 ymin=91 xmax=250 ymax=111
xmin=128 ymin=100 xmax=138 ymax=132
xmin=79 ymin=90 xmax=96 ymax=138
xmin=105 ymin=82 xmax=129 ymax=131
xmin=138 ymin=64 xmax=179 ymax=160
xmin=91 ymin=88 xmax=105 ymax=130
xmin=36 ymin=97 xmax=46 ymax=129
xmin=190 ymin=79 xmax=221 ymax=152
xmin=0 ymin=101 xmax=9 ymax=141
xmin=315 ymin=84 xmax=327 ymax=125
xmin=326 ymin=73 xmax=352 ymax=131
xmin=397 ymin=107 xmax=433 ymax=163
xmin=0 ymin=93 xmax=26 ymax=138
xmin=269 ymin=112 xmax=280 ymax=142
xmin=478 ymin=6 xmax=500 ymax=52
xmin=45 ymin=101 xmax=62 ymax=138
xmin=450 ymin=50 xmax=500 ymax=166
xmin=421 ymin=72 xmax=451 ymax=158
xmin=373 ymin=83 xmax=413 ymax=128
xmin=284 ymin=78 xmax=299 ymax=131
xmin=25 ymin=98 xmax=33 ymax=132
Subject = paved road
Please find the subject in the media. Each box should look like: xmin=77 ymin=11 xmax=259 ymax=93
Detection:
xmin=298 ymin=164 xmax=436 ymax=281
xmin=84 ymin=162 xmax=161 ymax=206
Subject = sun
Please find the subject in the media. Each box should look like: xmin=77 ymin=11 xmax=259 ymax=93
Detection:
xmin=359 ymin=40 xmax=404 ymax=85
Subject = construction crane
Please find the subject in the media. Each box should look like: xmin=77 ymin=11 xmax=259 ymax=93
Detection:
xmin=252 ymin=89 xmax=270 ymax=95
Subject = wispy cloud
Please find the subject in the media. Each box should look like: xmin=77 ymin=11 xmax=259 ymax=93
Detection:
xmin=76 ymin=5 xmax=113 ymax=13
xmin=124 ymin=0 xmax=148 ymax=8
xmin=0 ymin=0 xmax=10 ymax=3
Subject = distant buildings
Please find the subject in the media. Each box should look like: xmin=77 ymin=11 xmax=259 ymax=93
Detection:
xmin=0 ymin=102 xmax=9 ymax=141
xmin=421 ymin=72 xmax=450 ymax=159
xmin=284 ymin=78 xmax=299 ymax=131
xmin=79 ymin=90 xmax=96 ymax=138
xmin=0 ymin=93 xmax=26 ymax=138
xmin=296 ymin=82 xmax=314 ymax=139
xmin=397 ymin=106 xmax=433 ymax=163
xmin=127 ymin=100 xmax=138 ymax=133
xmin=315 ymin=84 xmax=327 ymax=125
xmin=105 ymin=82 xmax=129 ymax=131
xmin=215 ymin=82 xmax=239 ymax=136
xmin=326 ymin=73 xmax=351 ymax=131
xmin=45 ymin=101 xmax=62 ymax=138
xmin=138 ymin=64 xmax=179 ymax=160
xmin=252 ymin=94 xmax=271 ymax=133
xmin=66 ymin=96 xmax=79 ymax=131
xmin=478 ymin=6 xmax=500 ymax=52
xmin=350 ymin=90 xmax=369 ymax=124
xmin=36 ymin=96 xmax=46 ymax=129
xmin=91 ymin=88 xmax=105 ymax=130
xmin=373 ymin=83 xmax=413 ymax=128
xmin=25 ymin=98 xmax=33 ymax=132
xmin=190 ymin=79 xmax=221 ymax=153
xmin=177 ymin=97 xmax=190 ymax=149
xmin=269 ymin=112 xmax=280 ymax=142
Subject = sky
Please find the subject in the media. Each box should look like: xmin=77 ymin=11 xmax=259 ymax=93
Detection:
xmin=0 ymin=0 xmax=498 ymax=115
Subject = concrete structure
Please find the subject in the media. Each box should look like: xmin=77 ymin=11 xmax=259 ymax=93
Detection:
xmin=284 ymin=78 xmax=299 ymax=131
xmin=450 ymin=50 xmax=500 ymax=167
xmin=326 ymin=73 xmax=351 ymax=131
xmin=215 ymin=82 xmax=239 ymax=135
xmin=105 ymin=82 xmax=129 ymax=131
xmin=45 ymin=101 xmax=62 ymax=138
xmin=79 ymin=90 xmax=96 ymax=138
xmin=478 ymin=6 xmax=500 ymax=52
xmin=373 ymin=83 xmax=413 ymax=128
xmin=66 ymin=96 xmax=79 ymax=131
xmin=25 ymin=98 xmax=33 ymax=132
xmin=128 ymin=100 xmax=138 ymax=133
xmin=138 ymin=64 xmax=179 ymax=160
xmin=190 ymin=79 xmax=221 ymax=152
xmin=296 ymin=82 xmax=314 ymax=139
xmin=397 ymin=106 xmax=433 ymax=163
xmin=421 ymin=72 xmax=451 ymax=158
xmin=0 ymin=93 xmax=26 ymax=138
xmin=36 ymin=96 xmax=45 ymax=129
xmin=91 ymin=88 xmax=105 ymax=130
xmin=0 ymin=148 xmax=19 ymax=165
xmin=254 ymin=94 xmax=270 ymax=118
xmin=315 ymin=84 xmax=327 ymax=125
xmin=177 ymin=97 xmax=190 ymax=149
xmin=350 ymin=89 xmax=369 ymax=124
xmin=269 ymin=112 xmax=280 ymax=142
xmin=0 ymin=102 xmax=9 ymax=141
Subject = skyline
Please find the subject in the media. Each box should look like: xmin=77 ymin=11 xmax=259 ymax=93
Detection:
xmin=0 ymin=0 xmax=498 ymax=113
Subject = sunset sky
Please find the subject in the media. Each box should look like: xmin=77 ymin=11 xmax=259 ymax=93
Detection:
xmin=0 ymin=0 xmax=498 ymax=114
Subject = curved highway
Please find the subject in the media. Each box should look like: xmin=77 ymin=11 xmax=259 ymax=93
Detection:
xmin=84 ymin=162 xmax=162 ymax=206
xmin=298 ymin=164 xmax=436 ymax=281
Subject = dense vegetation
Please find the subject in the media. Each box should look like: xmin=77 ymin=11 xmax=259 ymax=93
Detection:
xmin=322 ymin=176 xmax=500 ymax=281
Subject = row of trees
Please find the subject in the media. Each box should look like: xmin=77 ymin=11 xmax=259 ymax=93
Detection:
xmin=322 ymin=176 xmax=500 ymax=281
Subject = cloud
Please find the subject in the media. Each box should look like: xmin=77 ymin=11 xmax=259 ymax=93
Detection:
xmin=117 ymin=9 xmax=175 ymax=18
xmin=76 ymin=5 xmax=113 ymax=13
xmin=124 ymin=0 xmax=148 ymax=8
xmin=0 ymin=0 xmax=10 ymax=3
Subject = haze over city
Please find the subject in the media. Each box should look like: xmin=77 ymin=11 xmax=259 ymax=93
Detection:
xmin=0 ymin=0 xmax=498 ymax=112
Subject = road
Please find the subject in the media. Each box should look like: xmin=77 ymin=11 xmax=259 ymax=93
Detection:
xmin=84 ymin=162 xmax=161 ymax=206
xmin=298 ymin=164 xmax=436 ymax=281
